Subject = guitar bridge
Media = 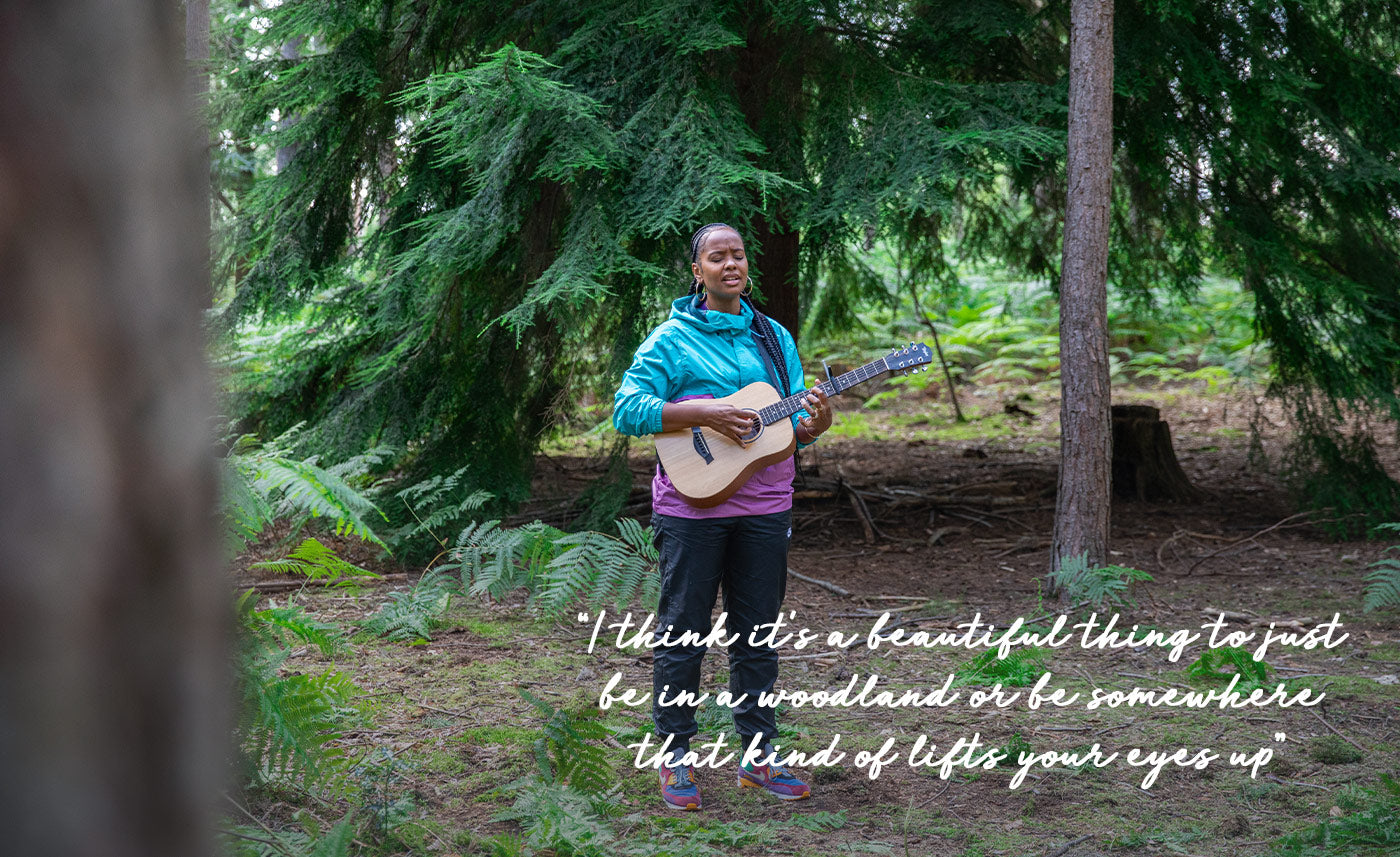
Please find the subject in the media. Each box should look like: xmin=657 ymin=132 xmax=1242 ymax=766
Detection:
xmin=690 ymin=427 xmax=714 ymax=464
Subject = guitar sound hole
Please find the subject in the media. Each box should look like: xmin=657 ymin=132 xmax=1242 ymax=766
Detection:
xmin=739 ymin=409 xmax=762 ymax=444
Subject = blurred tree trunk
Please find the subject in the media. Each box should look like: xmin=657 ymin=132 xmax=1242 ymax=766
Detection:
xmin=187 ymin=0 xmax=211 ymax=304
xmin=0 ymin=3 xmax=224 ymax=856
xmin=1050 ymin=0 xmax=1115 ymax=587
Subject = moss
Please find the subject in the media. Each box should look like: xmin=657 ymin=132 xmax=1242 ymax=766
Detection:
xmin=1307 ymin=735 xmax=1363 ymax=765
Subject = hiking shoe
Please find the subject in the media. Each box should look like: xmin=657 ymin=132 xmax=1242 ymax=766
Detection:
xmin=660 ymin=764 xmax=701 ymax=811
xmin=737 ymin=761 xmax=811 ymax=800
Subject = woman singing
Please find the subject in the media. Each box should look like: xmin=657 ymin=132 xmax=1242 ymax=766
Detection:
xmin=613 ymin=222 xmax=832 ymax=810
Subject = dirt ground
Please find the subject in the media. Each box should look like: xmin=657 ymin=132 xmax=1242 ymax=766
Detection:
xmin=238 ymin=385 xmax=1400 ymax=857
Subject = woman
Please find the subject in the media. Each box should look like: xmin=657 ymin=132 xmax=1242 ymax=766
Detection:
xmin=613 ymin=222 xmax=832 ymax=810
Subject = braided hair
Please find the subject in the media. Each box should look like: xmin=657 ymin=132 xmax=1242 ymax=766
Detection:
xmin=688 ymin=222 xmax=790 ymax=396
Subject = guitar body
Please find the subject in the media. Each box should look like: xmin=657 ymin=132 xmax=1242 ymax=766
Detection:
xmin=654 ymin=382 xmax=796 ymax=508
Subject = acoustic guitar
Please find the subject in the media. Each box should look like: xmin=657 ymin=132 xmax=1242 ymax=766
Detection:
xmin=655 ymin=343 xmax=935 ymax=507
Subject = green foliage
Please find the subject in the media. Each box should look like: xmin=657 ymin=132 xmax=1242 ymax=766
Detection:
xmin=520 ymin=690 xmax=614 ymax=796
xmin=1049 ymin=555 xmax=1154 ymax=609
xmin=445 ymin=518 xmax=658 ymax=620
xmin=223 ymin=818 xmax=355 ymax=857
xmin=360 ymin=571 xmax=456 ymax=643
xmin=447 ymin=520 xmax=569 ymax=603
xmin=1267 ymin=775 xmax=1400 ymax=857
xmin=1308 ymin=736 xmax=1364 ymax=766
xmin=352 ymin=747 xmax=419 ymax=838
xmin=1363 ymin=524 xmax=1400 ymax=612
xmin=250 ymin=537 xmax=382 ymax=589
xmin=488 ymin=690 xmax=847 ymax=856
xmin=388 ymin=465 xmax=494 ymax=558
xmin=236 ymin=595 xmax=358 ymax=786
xmin=954 ymin=647 xmax=1050 ymax=688
xmin=227 ymin=429 xmax=390 ymax=549
xmin=1185 ymin=647 xmax=1272 ymax=692
xmin=532 ymin=518 xmax=660 ymax=619
xmin=1282 ymin=420 xmax=1400 ymax=540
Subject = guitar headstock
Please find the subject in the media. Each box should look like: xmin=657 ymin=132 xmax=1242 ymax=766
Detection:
xmin=886 ymin=342 xmax=935 ymax=375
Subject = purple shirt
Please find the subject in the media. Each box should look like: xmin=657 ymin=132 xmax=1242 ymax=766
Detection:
xmin=651 ymin=393 xmax=796 ymax=519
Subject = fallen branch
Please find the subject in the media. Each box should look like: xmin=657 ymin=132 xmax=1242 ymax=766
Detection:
xmin=239 ymin=573 xmax=409 ymax=594
xmin=1310 ymin=708 xmax=1366 ymax=753
xmin=1184 ymin=512 xmax=1313 ymax=575
xmin=1041 ymin=834 xmax=1094 ymax=857
xmin=787 ymin=567 xmax=852 ymax=598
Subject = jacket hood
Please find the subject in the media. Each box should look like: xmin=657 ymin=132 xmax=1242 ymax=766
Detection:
xmin=668 ymin=293 xmax=753 ymax=336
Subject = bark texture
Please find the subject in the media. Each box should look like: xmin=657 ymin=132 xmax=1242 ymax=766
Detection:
xmin=735 ymin=4 xmax=805 ymax=339
xmin=0 ymin=4 xmax=224 ymax=856
xmin=1051 ymin=0 xmax=1115 ymax=578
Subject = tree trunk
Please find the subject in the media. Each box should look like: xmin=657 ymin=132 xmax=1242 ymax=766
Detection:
xmin=735 ymin=4 xmax=805 ymax=339
xmin=186 ymin=0 xmax=211 ymax=304
xmin=1111 ymin=405 xmax=1202 ymax=502
xmin=1050 ymin=0 xmax=1115 ymax=585
xmin=0 ymin=4 xmax=224 ymax=856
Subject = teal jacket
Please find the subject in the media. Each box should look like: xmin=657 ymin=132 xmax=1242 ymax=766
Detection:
xmin=613 ymin=294 xmax=811 ymax=444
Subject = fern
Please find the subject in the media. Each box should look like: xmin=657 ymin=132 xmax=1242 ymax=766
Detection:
xmin=250 ymin=537 xmax=383 ymax=588
xmin=1186 ymin=646 xmax=1272 ymax=691
xmin=438 ymin=518 xmax=658 ymax=619
xmin=238 ymin=590 xmax=347 ymax=656
xmin=532 ymin=518 xmax=660 ymax=619
xmin=1364 ymin=523 xmax=1400 ymax=612
xmin=228 ymin=428 xmax=390 ymax=548
xmin=238 ymin=644 xmax=357 ymax=785
xmin=520 ymin=690 xmax=615 ymax=796
xmin=954 ymin=647 xmax=1051 ymax=687
xmin=361 ymin=572 xmax=455 ymax=643
xmin=1050 ymin=554 xmax=1154 ymax=608
xmin=222 ymin=818 xmax=354 ymax=857
xmin=235 ymin=593 xmax=356 ymax=787
xmin=444 ymin=520 xmax=568 ymax=602
xmin=389 ymin=465 xmax=494 ymax=553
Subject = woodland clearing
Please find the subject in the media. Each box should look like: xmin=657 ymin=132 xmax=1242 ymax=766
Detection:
xmin=233 ymin=382 xmax=1400 ymax=857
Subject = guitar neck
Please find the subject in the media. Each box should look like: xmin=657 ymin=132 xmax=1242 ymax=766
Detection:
xmin=759 ymin=356 xmax=891 ymax=425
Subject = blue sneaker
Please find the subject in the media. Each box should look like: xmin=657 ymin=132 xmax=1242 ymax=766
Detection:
xmin=660 ymin=763 xmax=701 ymax=811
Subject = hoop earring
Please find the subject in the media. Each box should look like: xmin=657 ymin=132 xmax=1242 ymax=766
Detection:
xmin=741 ymin=278 xmax=753 ymax=297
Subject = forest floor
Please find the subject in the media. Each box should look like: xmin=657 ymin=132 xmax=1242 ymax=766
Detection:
xmin=235 ymin=381 xmax=1400 ymax=857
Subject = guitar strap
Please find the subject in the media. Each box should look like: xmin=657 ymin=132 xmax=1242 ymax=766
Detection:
xmin=750 ymin=316 xmax=790 ymax=398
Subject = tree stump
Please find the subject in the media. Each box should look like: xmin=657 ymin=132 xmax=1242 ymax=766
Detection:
xmin=1111 ymin=405 xmax=1202 ymax=502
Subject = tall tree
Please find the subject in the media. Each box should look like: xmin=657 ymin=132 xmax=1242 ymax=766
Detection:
xmin=0 ymin=3 xmax=223 ymax=856
xmin=213 ymin=1 xmax=1400 ymax=539
xmin=1051 ymin=0 xmax=1114 ymax=577
xmin=212 ymin=0 xmax=1056 ymax=542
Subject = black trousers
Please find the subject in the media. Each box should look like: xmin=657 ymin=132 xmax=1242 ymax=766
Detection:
xmin=650 ymin=510 xmax=791 ymax=755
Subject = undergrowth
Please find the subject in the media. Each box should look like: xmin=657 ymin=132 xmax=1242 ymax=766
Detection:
xmin=1363 ymin=523 xmax=1400 ymax=612
xmin=1266 ymin=775 xmax=1400 ymax=856
xmin=1049 ymin=554 xmax=1154 ymax=608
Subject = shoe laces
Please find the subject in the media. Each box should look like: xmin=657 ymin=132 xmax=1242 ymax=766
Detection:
xmin=668 ymin=765 xmax=695 ymax=790
xmin=766 ymin=761 xmax=798 ymax=782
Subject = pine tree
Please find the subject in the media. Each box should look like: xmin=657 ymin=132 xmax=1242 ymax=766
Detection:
xmin=211 ymin=0 xmax=1058 ymax=536
xmin=213 ymin=1 xmax=1400 ymax=531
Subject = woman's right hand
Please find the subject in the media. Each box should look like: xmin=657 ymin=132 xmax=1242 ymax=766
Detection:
xmin=660 ymin=400 xmax=759 ymax=445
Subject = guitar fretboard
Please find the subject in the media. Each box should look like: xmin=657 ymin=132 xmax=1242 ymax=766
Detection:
xmin=759 ymin=357 xmax=891 ymax=425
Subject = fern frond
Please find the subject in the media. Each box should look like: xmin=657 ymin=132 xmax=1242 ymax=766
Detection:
xmin=533 ymin=521 xmax=658 ymax=619
xmin=1186 ymin=646 xmax=1272 ymax=690
xmin=250 ymin=537 xmax=383 ymax=587
xmin=1364 ymin=555 xmax=1400 ymax=612
xmin=361 ymin=572 xmax=455 ymax=642
xmin=241 ymin=667 xmax=357 ymax=783
xmin=1050 ymin=555 xmax=1153 ymax=608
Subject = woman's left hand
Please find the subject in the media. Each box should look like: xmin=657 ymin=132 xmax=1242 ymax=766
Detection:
xmin=797 ymin=387 xmax=833 ymax=442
